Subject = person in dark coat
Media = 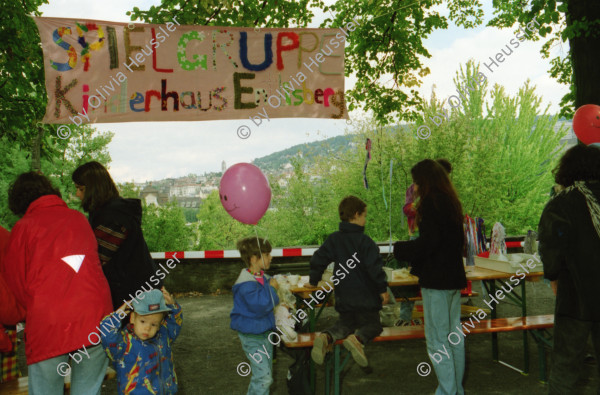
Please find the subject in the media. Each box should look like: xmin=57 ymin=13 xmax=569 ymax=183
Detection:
xmin=72 ymin=161 xmax=162 ymax=309
xmin=393 ymin=159 xmax=466 ymax=395
xmin=538 ymin=144 xmax=600 ymax=394
xmin=308 ymin=196 xmax=388 ymax=368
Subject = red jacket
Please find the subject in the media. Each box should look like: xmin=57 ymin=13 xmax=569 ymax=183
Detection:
xmin=0 ymin=226 xmax=25 ymax=352
xmin=1 ymin=196 xmax=112 ymax=364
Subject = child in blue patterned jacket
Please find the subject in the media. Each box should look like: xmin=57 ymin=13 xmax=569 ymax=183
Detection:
xmin=231 ymin=237 xmax=280 ymax=395
xmin=100 ymin=287 xmax=182 ymax=394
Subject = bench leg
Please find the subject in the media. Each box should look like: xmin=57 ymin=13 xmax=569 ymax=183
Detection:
xmin=310 ymin=355 xmax=315 ymax=394
xmin=334 ymin=345 xmax=341 ymax=395
xmin=325 ymin=353 xmax=331 ymax=395
xmin=530 ymin=328 xmax=552 ymax=384
xmin=521 ymin=280 xmax=529 ymax=375
xmin=484 ymin=280 xmax=499 ymax=361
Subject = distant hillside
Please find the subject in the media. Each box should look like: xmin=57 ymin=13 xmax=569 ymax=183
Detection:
xmin=252 ymin=134 xmax=355 ymax=172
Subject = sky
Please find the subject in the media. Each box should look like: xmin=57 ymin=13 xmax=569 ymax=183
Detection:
xmin=39 ymin=0 xmax=570 ymax=183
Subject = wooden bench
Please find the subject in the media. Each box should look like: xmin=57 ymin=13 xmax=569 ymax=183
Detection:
xmin=0 ymin=367 xmax=116 ymax=395
xmin=285 ymin=314 xmax=554 ymax=395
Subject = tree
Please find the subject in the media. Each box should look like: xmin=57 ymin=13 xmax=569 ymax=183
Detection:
xmin=0 ymin=126 xmax=114 ymax=228
xmin=488 ymin=0 xmax=600 ymax=117
xmin=196 ymin=190 xmax=251 ymax=250
xmin=182 ymin=208 xmax=200 ymax=223
xmin=0 ymin=0 xmax=84 ymax=171
xmin=131 ymin=0 xmax=597 ymax=124
xmin=335 ymin=62 xmax=566 ymax=236
xmin=118 ymin=182 xmax=141 ymax=199
xmin=261 ymin=157 xmax=338 ymax=246
xmin=0 ymin=0 xmax=117 ymax=228
xmin=142 ymin=201 xmax=195 ymax=251
xmin=255 ymin=62 xmax=566 ymax=245
xmin=129 ymin=0 xmax=482 ymax=125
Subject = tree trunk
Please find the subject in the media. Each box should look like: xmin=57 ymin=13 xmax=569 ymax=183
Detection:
xmin=567 ymin=0 xmax=600 ymax=108
xmin=31 ymin=124 xmax=44 ymax=172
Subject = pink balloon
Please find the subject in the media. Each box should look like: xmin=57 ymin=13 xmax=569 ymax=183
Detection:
xmin=219 ymin=163 xmax=271 ymax=225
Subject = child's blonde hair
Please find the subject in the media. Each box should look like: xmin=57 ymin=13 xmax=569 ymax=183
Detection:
xmin=236 ymin=237 xmax=272 ymax=266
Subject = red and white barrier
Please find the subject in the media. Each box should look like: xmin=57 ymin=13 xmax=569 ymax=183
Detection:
xmin=150 ymin=242 xmax=525 ymax=260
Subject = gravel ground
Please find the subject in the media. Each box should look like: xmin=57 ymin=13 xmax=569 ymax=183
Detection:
xmin=16 ymin=279 xmax=599 ymax=394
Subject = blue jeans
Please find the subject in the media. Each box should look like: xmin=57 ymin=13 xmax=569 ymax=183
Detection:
xmin=239 ymin=332 xmax=273 ymax=395
xmin=422 ymin=288 xmax=465 ymax=395
xmin=28 ymin=344 xmax=108 ymax=395
xmin=399 ymin=300 xmax=415 ymax=321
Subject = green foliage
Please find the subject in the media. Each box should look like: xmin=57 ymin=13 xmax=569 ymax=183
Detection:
xmin=196 ymin=190 xmax=251 ymax=249
xmin=260 ymin=157 xmax=339 ymax=246
xmin=0 ymin=0 xmax=48 ymax=142
xmin=0 ymin=137 xmax=32 ymax=226
xmin=142 ymin=201 xmax=195 ymax=251
xmin=487 ymin=0 xmax=600 ymax=117
xmin=0 ymin=0 xmax=115 ymax=228
xmin=182 ymin=208 xmax=200 ymax=223
xmin=129 ymin=0 xmax=483 ymax=125
xmin=118 ymin=182 xmax=140 ymax=199
xmin=0 ymin=126 xmax=114 ymax=228
xmin=253 ymin=135 xmax=353 ymax=172
xmin=228 ymin=62 xmax=565 ymax=246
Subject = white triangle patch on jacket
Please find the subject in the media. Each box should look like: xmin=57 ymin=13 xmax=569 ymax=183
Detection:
xmin=61 ymin=255 xmax=85 ymax=273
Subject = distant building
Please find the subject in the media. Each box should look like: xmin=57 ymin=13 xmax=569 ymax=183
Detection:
xmin=170 ymin=183 xmax=201 ymax=197
xmin=173 ymin=196 xmax=202 ymax=209
xmin=222 ymin=160 xmax=227 ymax=172
xmin=199 ymin=186 xmax=218 ymax=199
xmin=140 ymin=184 xmax=169 ymax=206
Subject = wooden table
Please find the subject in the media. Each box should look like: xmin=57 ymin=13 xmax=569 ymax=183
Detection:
xmin=290 ymin=265 xmax=545 ymax=392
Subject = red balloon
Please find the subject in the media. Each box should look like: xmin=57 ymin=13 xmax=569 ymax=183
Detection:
xmin=572 ymin=104 xmax=600 ymax=145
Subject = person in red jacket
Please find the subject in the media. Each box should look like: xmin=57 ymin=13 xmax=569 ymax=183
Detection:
xmin=0 ymin=225 xmax=25 ymax=383
xmin=1 ymin=172 xmax=112 ymax=395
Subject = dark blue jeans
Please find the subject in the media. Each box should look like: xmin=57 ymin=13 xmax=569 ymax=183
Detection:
xmin=549 ymin=315 xmax=600 ymax=394
xmin=325 ymin=310 xmax=382 ymax=344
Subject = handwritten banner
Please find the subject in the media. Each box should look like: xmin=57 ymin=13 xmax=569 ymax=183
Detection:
xmin=34 ymin=17 xmax=351 ymax=124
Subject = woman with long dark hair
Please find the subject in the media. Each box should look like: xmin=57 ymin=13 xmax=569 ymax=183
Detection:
xmin=72 ymin=161 xmax=162 ymax=309
xmin=1 ymin=172 xmax=112 ymax=394
xmin=394 ymin=159 xmax=466 ymax=395
xmin=538 ymin=144 xmax=600 ymax=394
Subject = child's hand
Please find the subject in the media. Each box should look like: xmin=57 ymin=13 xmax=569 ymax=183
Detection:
xmin=161 ymin=287 xmax=175 ymax=305
xmin=116 ymin=302 xmax=132 ymax=317
xmin=269 ymin=278 xmax=279 ymax=289
xmin=380 ymin=292 xmax=390 ymax=305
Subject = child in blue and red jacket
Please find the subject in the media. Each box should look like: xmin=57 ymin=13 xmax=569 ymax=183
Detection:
xmin=100 ymin=288 xmax=182 ymax=394
xmin=230 ymin=237 xmax=279 ymax=395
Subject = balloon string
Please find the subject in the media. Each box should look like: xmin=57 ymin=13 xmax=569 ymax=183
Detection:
xmin=254 ymin=226 xmax=276 ymax=309
xmin=389 ymin=159 xmax=393 ymax=252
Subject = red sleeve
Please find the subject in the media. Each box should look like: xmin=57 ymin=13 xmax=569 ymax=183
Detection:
xmin=0 ymin=226 xmax=9 ymax=251
xmin=0 ymin=223 xmax=30 ymax=310
xmin=0 ymin=275 xmax=25 ymax=324
xmin=0 ymin=226 xmax=25 ymax=324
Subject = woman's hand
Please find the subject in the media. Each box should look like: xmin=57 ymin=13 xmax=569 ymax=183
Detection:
xmin=380 ymin=292 xmax=390 ymax=305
